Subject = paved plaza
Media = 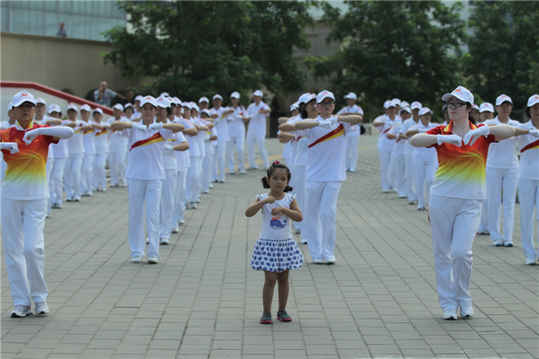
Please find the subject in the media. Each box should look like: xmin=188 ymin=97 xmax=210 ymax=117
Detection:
xmin=1 ymin=135 xmax=538 ymax=359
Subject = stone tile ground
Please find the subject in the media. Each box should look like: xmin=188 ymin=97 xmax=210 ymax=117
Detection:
xmin=1 ymin=136 xmax=538 ymax=358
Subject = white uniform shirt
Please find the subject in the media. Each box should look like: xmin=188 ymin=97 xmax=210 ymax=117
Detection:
xmin=193 ymin=117 xmax=206 ymax=158
xmin=50 ymin=119 xmax=70 ymax=159
xmin=173 ymin=116 xmax=192 ymax=170
xmin=484 ymin=117 xmax=520 ymax=168
xmin=337 ymin=104 xmax=364 ymax=136
xmin=228 ymin=106 xmax=246 ymax=138
xmin=183 ymin=118 xmax=201 ymax=157
xmin=303 ymin=116 xmax=351 ymax=182
xmin=518 ymin=121 xmax=539 ymax=180
xmin=211 ymin=107 xmax=230 ymax=142
xmin=83 ymin=121 xmax=96 ymax=155
xmin=109 ymin=117 xmax=129 ymax=154
xmin=410 ymin=122 xmax=438 ymax=161
xmin=66 ymin=120 xmax=85 ymax=155
xmin=256 ymin=192 xmax=295 ymax=240
xmin=401 ymin=118 xmax=419 ymax=155
xmin=246 ymin=102 xmax=270 ymax=138
xmin=378 ymin=115 xmax=400 ymax=152
xmin=125 ymin=126 xmax=174 ymax=180
xmin=94 ymin=121 xmax=110 ymax=155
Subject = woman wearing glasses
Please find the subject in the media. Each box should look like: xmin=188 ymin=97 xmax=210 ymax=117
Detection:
xmin=410 ymin=86 xmax=528 ymax=320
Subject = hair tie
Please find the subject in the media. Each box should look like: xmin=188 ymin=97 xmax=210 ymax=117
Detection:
xmin=272 ymin=160 xmax=280 ymax=166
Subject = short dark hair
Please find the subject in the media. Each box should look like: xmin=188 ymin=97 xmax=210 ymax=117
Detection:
xmin=261 ymin=161 xmax=293 ymax=192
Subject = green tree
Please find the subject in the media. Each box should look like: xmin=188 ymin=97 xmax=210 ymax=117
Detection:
xmin=105 ymin=1 xmax=313 ymax=101
xmin=317 ymin=1 xmax=464 ymax=119
xmin=464 ymin=1 xmax=539 ymax=119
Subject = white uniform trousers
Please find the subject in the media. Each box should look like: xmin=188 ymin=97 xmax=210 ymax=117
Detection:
xmin=292 ymin=165 xmax=306 ymax=232
xmin=201 ymin=146 xmax=213 ymax=193
xmin=127 ymin=179 xmax=162 ymax=259
xmin=215 ymin=140 xmax=227 ymax=181
xmin=46 ymin=157 xmax=54 ymax=213
xmin=486 ymin=166 xmax=519 ymax=244
xmin=304 ymin=181 xmax=342 ymax=262
xmin=160 ymin=169 xmax=177 ymax=239
xmin=50 ymin=158 xmax=67 ymax=206
xmin=345 ymin=134 xmax=360 ymax=172
xmin=227 ymin=134 xmax=245 ymax=172
xmin=404 ymin=150 xmax=417 ymax=202
xmin=175 ymin=170 xmax=187 ymax=223
xmin=378 ymin=149 xmax=392 ymax=192
xmin=389 ymin=150 xmax=406 ymax=196
xmin=429 ymin=195 xmax=480 ymax=314
xmin=186 ymin=156 xmax=201 ymax=202
xmin=64 ymin=154 xmax=83 ymax=200
xmin=2 ymin=198 xmax=48 ymax=306
xmin=478 ymin=199 xmax=489 ymax=233
xmin=518 ymin=178 xmax=539 ymax=262
xmin=94 ymin=153 xmax=107 ymax=191
xmin=110 ymin=150 xmax=127 ymax=186
xmin=415 ymin=156 xmax=437 ymax=209
xmin=81 ymin=154 xmax=95 ymax=195
xmin=246 ymin=133 xmax=269 ymax=169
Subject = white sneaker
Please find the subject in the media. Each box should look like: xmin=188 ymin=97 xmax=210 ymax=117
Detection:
xmin=160 ymin=238 xmax=169 ymax=245
xmin=239 ymin=170 xmax=246 ymax=174
xmin=145 ymin=237 xmax=150 ymax=244
xmin=130 ymin=255 xmax=143 ymax=263
xmin=301 ymin=239 xmax=308 ymax=244
xmin=202 ymin=190 xmax=209 ymax=194
xmin=325 ymin=256 xmax=336 ymax=265
xmin=191 ymin=203 xmax=198 ymax=209
xmin=172 ymin=226 xmax=179 ymax=233
xmin=178 ymin=220 xmax=185 ymax=226
xmin=147 ymin=257 xmax=159 ymax=264
xmin=503 ymin=242 xmax=514 ymax=247
xmin=494 ymin=239 xmax=504 ymax=247
xmin=312 ymin=259 xmax=325 ymax=265
xmin=443 ymin=310 xmax=458 ymax=320
xmin=35 ymin=302 xmax=49 ymax=317
xmin=525 ymin=258 xmax=536 ymax=265
xmin=11 ymin=305 xmax=32 ymax=318
xmin=460 ymin=306 xmax=473 ymax=319
xmin=209 ymin=184 xmax=214 ymax=189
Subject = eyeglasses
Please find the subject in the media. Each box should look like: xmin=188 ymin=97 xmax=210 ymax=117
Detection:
xmin=447 ymin=102 xmax=466 ymax=110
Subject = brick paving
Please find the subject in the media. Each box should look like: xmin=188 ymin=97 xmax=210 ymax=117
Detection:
xmin=1 ymin=135 xmax=538 ymax=359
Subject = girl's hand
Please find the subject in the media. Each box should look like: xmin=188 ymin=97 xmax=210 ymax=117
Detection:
xmin=271 ymin=207 xmax=283 ymax=216
xmin=265 ymin=196 xmax=276 ymax=204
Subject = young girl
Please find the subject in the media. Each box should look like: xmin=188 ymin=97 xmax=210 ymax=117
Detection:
xmin=245 ymin=162 xmax=303 ymax=324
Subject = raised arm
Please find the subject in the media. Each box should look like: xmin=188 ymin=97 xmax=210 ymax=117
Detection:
xmin=337 ymin=114 xmax=363 ymax=124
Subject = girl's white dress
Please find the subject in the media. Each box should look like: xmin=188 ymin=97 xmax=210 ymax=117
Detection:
xmin=250 ymin=192 xmax=304 ymax=272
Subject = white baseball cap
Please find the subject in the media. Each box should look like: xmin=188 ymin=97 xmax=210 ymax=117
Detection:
xmin=230 ymin=91 xmax=240 ymax=99
xmin=11 ymin=91 xmax=37 ymax=107
xmin=47 ymin=104 xmax=61 ymax=114
xmin=472 ymin=104 xmax=480 ymax=111
xmin=411 ymin=101 xmax=422 ymax=110
xmin=401 ymin=106 xmax=412 ymax=114
xmin=495 ymin=94 xmax=512 ymax=106
xmin=419 ymin=107 xmax=432 ymax=116
xmin=443 ymin=85 xmax=474 ymax=105
xmin=135 ymin=95 xmax=143 ymax=102
xmin=253 ymin=90 xmax=263 ymax=98
xmin=125 ymin=103 xmax=133 ymax=109
xmin=140 ymin=95 xmax=157 ymax=108
xmin=527 ymin=94 xmax=539 ymax=107
xmin=201 ymin=109 xmax=211 ymax=117
xmin=80 ymin=104 xmax=91 ymax=112
xmin=316 ymin=90 xmax=335 ymax=104
xmin=160 ymin=92 xmax=169 ymax=98
xmin=67 ymin=103 xmax=79 ymax=112
xmin=392 ymin=98 xmax=401 ymax=107
xmin=113 ymin=103 xmax=124 ymax=111
xmin=190 ymin=103 xmax=200 ymax=112
xmin=213 ymin=94 xmax=223 ymax=101
xmin=182 ymin=101 xmax=192 ymax=110
xmin=36 ymin=97 xmax=46 ymax=105
xmin=298 ymin=93 xmax=315 ymax=105
xmin=479 ymin=102 xmax=494 ymax=113
xmin=157 ymin=97 xmax=170 ymax=108
xmin=93 ymin=108 xmax=104 ymax=115
xmin=198 ymin=97 xmax=209 ymax=104
xmin=344 ymin=92 xmax=357 ymax=100
xmin=384 ymin=100 xmax=393 ymax=109
xmin=290 ymin=102 xmax=299 ymax=112
xmin=173 ymin=97 xmax=181 ymax=105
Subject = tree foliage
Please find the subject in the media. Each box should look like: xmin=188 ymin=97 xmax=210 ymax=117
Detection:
xmin=463 ymin=1 xmax=539 ymax=118
xmin=105 ymin=1 xmax=313 ymax=101
xmin=317 ymin=1 xmax=465 ymax=118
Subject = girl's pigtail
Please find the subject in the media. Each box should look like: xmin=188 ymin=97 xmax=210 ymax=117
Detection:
xmin=261 ymin=177 xmax=270 ymax=189
xmin=284 ymin=185 xmax=293 ymax=192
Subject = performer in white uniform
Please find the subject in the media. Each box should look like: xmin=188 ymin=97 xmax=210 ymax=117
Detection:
xmin=337 ymin=92 xmax=364 ymax=173
xmin=109 ymin=104 xmax=129 ymax=187
xmin=64 ymin=104 xmax=85 ymax=202
xmin=210 ymin=95 xmax=233 ymax=182
xmin=245 ymin=90 xmax=271 ymax=170
xmin=48 ymin=105 xmax=69 ymax=209
xmin=110 ymin=96 xmax=184 ymax=264
xmin=80 ymin=105 xmax=96 ymax=197
xmin=410 ymin=85 xmax=526 ymax=320
xmin=92 ymin=108 xmax=110 ymax=192
xmin=477 ymin=102 xmax=495 ymax=235
xmin=484 ymin=94 xmax=521 ymax=247
xmin=518 ymin=94 xmax=539 ymax=265
xmin=227 ymin=91 xmax=247 ymax=174
xmin=282 ymin=90 xmax=363 ymax=264
xmin=402 ymin=102 xmax=421 ymax=204
xmin=373 ymin=100 xmax=399 ymax=192
xmin=1 ymin=91 xmax=73 ymax=318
